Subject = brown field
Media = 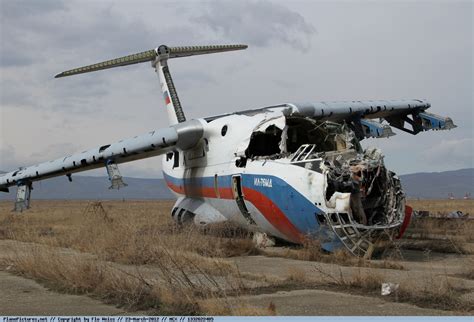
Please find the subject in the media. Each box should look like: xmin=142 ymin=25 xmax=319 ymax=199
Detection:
xmin=0 ymin=199 xmax=473 ymax=315
xmin=407 ymin=199 xmax=473 ymax=216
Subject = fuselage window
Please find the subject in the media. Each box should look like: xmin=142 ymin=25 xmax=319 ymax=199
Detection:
xmin=221 ymin=125 xmax=228 ymax=136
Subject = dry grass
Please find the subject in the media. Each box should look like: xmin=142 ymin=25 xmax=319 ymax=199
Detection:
xmin=198 ymin=298 xmax=276 ymax=316
xmin=407 ymin=217 xmax=473 ymax=241
xmin=0 ymin=201 xmax=268 ymax=315
xmin=5 ymin=247 xmax=164 ymax=311
xmin=285 ymin=267 xmax=308 ymax=283
xmin=395 ymin=200 xmax=474 ymax=254
xmin=313 ymin=265 xmax=383 ymax=291
xmin=0 ymin=200 xmax=472 ymax=314
xmin=399 ymin=216 xmax=473 ymax=254
xmin=2 ymin=243 xmax=270 ymax=315
xmin=313 ymin=265 xmax=472 ymax=313
xmin=458 ymin=259 xmax=474 ymax=280
xmin=397 ymin=275 xmax=471 ymax=312
xmin=0 ymin=201 xmax=259 ymax=267
xmin=264 ymin=236 xmax=404 ymax=270
xmin=407 ymin=199 xmax=474 ymax=216
xmin=397 ymin=239 xmax=470 ymax=255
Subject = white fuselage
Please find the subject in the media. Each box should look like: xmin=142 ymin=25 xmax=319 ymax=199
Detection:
xmin=161 ymin=108 xmax=346 ymax=250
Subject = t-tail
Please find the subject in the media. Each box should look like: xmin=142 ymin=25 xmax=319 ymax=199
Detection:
xmin=55 ymin=44 xmax=248 ymax=125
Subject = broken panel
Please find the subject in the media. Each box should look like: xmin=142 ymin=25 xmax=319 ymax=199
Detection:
xmin=360 ymin=119 xmax=395 ymax=138
xmin=386 ymin=111 xmax=456 ymax=134
xmin=418 ymin=112 xmax=457 ymax=131
xmin=105 ymin=160 xmax=128 ymax=190
xmin=238 ymin=113 xmax=412 ymax=256
xmin=320 ymin=146 xmax=406 ymax=256
xmin=14 ymin=182 xmax=32 ymax=212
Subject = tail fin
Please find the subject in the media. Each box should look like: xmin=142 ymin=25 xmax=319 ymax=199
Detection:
xmin=55 ymin=44 xmax=248 ymax=124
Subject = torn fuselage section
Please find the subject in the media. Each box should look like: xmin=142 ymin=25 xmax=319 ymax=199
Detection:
xmin=323 ymin=148 xmax=404 ymax=227
xmin=321 ymin=147 xmax=405 ymax=257
xmin=244 ymin=116 xmax=360 ymax=159
xmin=241 ymin=116 xmax=406 ymax=257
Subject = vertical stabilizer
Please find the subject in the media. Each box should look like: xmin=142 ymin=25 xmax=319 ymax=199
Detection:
xmin=154 ymin=45 xmax=185 ymax=124
xmin=54 ymin=44 xmax=248 ymax=125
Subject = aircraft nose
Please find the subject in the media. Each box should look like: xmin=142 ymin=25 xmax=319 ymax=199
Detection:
xmin=322 ymin=148 xmax=407 ymax=257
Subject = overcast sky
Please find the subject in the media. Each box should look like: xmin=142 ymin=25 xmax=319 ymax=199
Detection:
xmin=0 ymin=0 xmax=472 ymax=178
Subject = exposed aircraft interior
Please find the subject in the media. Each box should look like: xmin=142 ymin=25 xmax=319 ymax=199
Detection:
xmin=242 ymin=116 xmax=402 ymax=229
xmin=244 ymin=117 xmax=359 ymax=159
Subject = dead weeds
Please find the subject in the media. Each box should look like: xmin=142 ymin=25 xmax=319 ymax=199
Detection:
xmin=263 ymin=236 xmax=405 ymax=270
xmin=0 ymin=200 xmax=472 ymax=314
xmin=312 ymin=264 xmax=473 ymax=313
xmin=2 ymin=244 xmax=269 ymax=315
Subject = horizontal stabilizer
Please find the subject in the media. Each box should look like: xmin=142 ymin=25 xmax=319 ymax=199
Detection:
xmin=166 ymin=44 xmax=248 ymax=58
xmin=55 ymin=44 xmax=247 ymax=78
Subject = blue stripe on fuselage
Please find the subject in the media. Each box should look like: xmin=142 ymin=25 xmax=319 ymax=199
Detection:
xmin=163 ymin=172 xmax=324 ymax=235
xmin=241 ymin=174 xmax=322 ymax=234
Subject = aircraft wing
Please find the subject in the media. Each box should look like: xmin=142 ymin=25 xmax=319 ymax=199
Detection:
xmin=287 ymin=99 xmax=456 ymax=139
xmin=0 ymin=120 xmax=203 ymax=210
xmin=220 ymin=99 xmax=455 ymax=139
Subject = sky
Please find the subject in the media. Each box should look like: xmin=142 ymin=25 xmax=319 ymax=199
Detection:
xmin=0 ymin=0 xmax=472 ymax=178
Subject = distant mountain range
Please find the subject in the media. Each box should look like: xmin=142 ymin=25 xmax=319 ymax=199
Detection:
xmin=399 ymin=168 xmax=473 ymax=199
xmin=0 ymin=168 xmax=472 ymax=200
xmin=0 ymin=176 xmax=174 ymax=200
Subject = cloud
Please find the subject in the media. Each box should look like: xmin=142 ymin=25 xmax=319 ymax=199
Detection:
xmin=0 ymin=0 xmax=65 ymax=17
xmin=173 ymin=70 xmax=217 ymax=91
xmin=419 ymin=138 xmax=474 ymax=169
xmin=0 ymin=1 xmax=471 ymax=179
xmin=28 ymin=142 xmax=82 ymax=163
xmin=0 ymin=1 xmax=154 ymax=114
xmin=0 ymin=142 xmax=84 ymax=171
xmin=0 ymin=0 xmax=66 ymax=67
xmin=0 ymin=144 xmax=18 ymax=170
xmin=191 ymin=0 xmax=316 ymax=52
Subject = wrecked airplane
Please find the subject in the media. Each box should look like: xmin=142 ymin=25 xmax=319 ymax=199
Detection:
xmin=0 ymin=44 xmax=457 ymax=257
xmin=206 ymin=109 xmax=410 ymax=257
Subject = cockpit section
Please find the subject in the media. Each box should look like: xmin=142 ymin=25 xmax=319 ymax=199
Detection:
xmin=239 ymin=115 xmax=407 ymax=258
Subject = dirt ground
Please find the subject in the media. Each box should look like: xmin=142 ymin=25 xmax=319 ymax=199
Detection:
xmin=0 ymin=199 xmax=473 ymax=316
xmin=0 ymin=270 xmax=128 ymax=315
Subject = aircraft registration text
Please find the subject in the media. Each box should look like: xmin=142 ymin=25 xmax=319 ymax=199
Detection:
xmin=253 ymin=177 xmax=273 ymax=188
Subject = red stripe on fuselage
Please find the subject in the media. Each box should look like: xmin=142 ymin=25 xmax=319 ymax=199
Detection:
xmin=242 ymin=187 xmax=302 ymax=243
xmin=165 ymin=180 xmax=233 ymax=199
xmin=165 ymin=178 xmax=302 ymax=243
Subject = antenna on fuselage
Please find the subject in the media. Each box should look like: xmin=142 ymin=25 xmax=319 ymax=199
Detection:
xmin=55 ymin=44 xmax=248 ymax=124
